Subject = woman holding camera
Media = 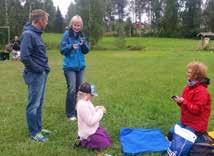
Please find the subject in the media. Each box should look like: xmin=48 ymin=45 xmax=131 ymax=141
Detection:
xmin=60 ymin=15 xmax=90 ymax=121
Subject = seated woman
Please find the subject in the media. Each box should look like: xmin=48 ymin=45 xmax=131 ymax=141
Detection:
xmin=170 ymin=61 xmax=211 ymax=142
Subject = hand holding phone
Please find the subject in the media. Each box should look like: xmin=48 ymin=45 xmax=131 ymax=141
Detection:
xmin=171 ymin=96 xmax=184 ymax=103
xmin=171 ymin=95 xmax=177 ymax=100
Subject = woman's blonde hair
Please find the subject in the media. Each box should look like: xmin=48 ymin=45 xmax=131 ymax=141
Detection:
xmin=187 ymin=61 xmax=208 ymax=80
xmin=69 ymin=15 xmax=83 ymax=29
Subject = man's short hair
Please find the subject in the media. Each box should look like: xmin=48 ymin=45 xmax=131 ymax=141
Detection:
xmin=31 ymin=9 xmax=49 ymax=22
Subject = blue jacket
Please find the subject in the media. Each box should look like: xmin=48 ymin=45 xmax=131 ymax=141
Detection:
xmin=20 ymin=23 xmax=50 ymax=73
xmin=60 ymin=29 xmax=90 ymax=71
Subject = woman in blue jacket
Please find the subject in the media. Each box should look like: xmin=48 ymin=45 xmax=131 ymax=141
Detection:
xmin=60 ymin=15 xmax=90 ymax=121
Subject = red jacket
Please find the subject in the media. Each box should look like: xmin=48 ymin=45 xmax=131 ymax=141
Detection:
xmin=179 ymin=82 xmax=211 ymax=132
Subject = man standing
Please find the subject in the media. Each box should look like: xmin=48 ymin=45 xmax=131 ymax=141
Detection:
xmin=20 ymin=9 xmax=50 ymax=142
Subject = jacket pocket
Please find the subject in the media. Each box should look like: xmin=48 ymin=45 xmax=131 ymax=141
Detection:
xmin=23 ymin=71 xmax=41 ymax=84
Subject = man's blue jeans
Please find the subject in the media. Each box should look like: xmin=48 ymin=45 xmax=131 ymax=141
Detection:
xmin=23 ymin=70 xmax=48 ymax=136
xmin=64 ymin=70 xmax=84 ymax=118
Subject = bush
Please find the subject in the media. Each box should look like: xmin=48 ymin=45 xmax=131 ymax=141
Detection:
xmin=103 ymin=31 xmax=117 ymax=37
xmin=126 ymin=45 xmax=145 ymax=51
xmin=92 ymin=45 xmax=108 ymax=50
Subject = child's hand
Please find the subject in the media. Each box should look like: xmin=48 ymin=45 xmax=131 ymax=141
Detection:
xmin=96 ymin=106 xmax=107 ymax=114
xmin=100 ymin=106 xmax=106 ymax=114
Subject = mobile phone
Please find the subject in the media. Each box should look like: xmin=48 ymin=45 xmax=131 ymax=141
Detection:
xmin=171 ymin=95 xmax=177 ymax=99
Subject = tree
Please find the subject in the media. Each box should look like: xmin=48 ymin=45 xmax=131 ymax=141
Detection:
xmin=104 ymin=0 xmax=117 ymax=32
xmin=161 ymin=0 xmax=179 ymax=37
xmin=0 ymin=0 xmax=58 ymax=38
xmin=87 ymin=0 xmax=105 ymax=45
xmin=181 ymin=0 xmax=202 ymax=37
xmin=113 ymin=0 xmax=128 ymax=48
xmin=0 ymin=0 xmax=6 ymax=26
xmin=55 ymin=7 xmax=64 ymax=33
xmin=124 ymin=17 xmax=134 ymax=37
xmin=66 ymin=2 xmax=76 ymax=25
xmin=203 ymin=0 xmax=214 ymax=32
xmin=2 ymin=0 xmax=24 ymax=37
xmin=149 ymin=0 xmax=163 ymax=33
xmin=134 ymin=0 xmax=147 ymax=23
xmin=42 ymin=0 xmax=57 ymax=32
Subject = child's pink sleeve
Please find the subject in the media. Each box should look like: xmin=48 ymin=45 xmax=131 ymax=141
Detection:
xmin=78 ymin=102 xmax=104 ymax=126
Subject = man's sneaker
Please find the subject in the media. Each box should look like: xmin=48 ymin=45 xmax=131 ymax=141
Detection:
xmin=31 ymin=132 xmax=48 ymax=142
xmin=69 ymin=117 xmax=77 ymax=121
xmin=41 ymin=129 xmax=52 ymax=136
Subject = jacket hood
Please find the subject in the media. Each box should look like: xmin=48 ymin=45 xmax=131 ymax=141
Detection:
xmin=200 ymin=77 xmax=210 ymax=85
xmin=23 ymin=22 xmax=43 ymax=34
xmin=187 ymin=77 xmax=210 ymax=88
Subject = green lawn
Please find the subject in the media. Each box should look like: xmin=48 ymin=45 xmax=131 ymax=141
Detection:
xmin=1 ymin=36 xmax=214 ymax=156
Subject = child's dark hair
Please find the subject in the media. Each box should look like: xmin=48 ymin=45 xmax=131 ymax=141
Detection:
xmin=79 ymin=82 xmax=91 ymax=94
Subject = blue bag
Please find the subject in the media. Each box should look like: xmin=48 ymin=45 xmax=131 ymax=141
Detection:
xmin=119 ymin=128 xmax=169 ymax=155
xmin=167 ymin=124 xmax=197 ymax=156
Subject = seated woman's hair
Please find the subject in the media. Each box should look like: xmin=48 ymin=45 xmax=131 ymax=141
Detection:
xmin=187 ymin=61 xmax=208 ymax=80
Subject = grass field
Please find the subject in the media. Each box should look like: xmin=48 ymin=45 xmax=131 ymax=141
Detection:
xmin=1 ymin=35 xmax=214 ymax=156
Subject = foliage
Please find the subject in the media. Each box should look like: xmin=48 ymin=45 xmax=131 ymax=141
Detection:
xmin=133 ymin=0 xmax=147 ymax=23
xmin=1 ymin=0 xmax=213 ymax=41
xmin=150 ymin=0 xmax=163 ymax=31
xmin=180 ymin=0 xmax=202 ymax=38
xmin=160 ymin=0 xmax=179 ymax=37
xmin=65 ymin=2 xmax=76 ymax=25
xmin=87 ymin=0 xmax=105 ymax=46
xmin=0 ymin=0 xmax=60 ymax=38
xmin=103 ymin=0 xmax=117 ymax=32
xmin=0 ymin=29 xmax=8 ymax=49
xmin=42 ymin=0 xmax=58 ymax=32
xmin=55 ymin=7 xmax=64 ymax=33
xmin=203 ymin=0 xmax=214 ymax=32
xmin=124 ymin=17 xmax=135 ymax=37
xmin=1 ymin=0 xmax=25 ymax=37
